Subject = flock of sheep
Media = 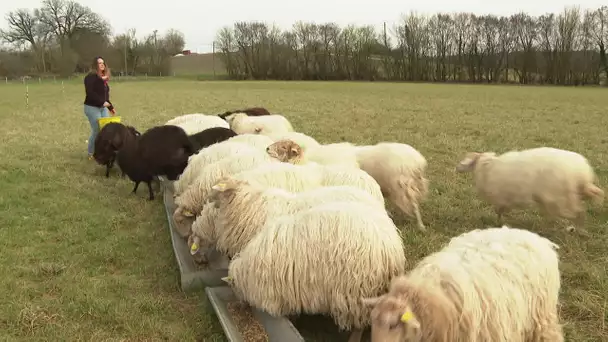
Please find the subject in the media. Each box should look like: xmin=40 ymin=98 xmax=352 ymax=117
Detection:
xmin=92 ymin=106 xmax=603 ymax=342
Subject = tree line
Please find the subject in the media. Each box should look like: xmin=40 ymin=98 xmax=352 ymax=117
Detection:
xmin=216 ymin=6 xmax=608 ymax=86
xmin=0 ymin=0 xmax=186 ymax=78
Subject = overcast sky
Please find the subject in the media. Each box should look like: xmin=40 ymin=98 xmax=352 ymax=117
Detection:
xmin=1 ymin=0 xmax=605 ymax=53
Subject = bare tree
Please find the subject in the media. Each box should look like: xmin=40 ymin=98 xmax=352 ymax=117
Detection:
xmin=511 ymin=12 xmax=538 ymax=84
xmin=591 ymin=6 xmax=608 ymax=84
xmin=0 ymin=9 xmax=50 ymax=72
xmin=3 ymin=1 xmax=607 ymax=84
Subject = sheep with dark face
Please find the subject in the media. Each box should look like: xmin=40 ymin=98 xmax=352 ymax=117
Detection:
xmin=117 ymin=125 xmax=195 ymax=200
xmin=188 ymin=127 xmax=238 ymax=152
xmin=218 ymin=107 xmax=270 ymax=121
xmin=93 ymin=122 xmax=141 ymax=177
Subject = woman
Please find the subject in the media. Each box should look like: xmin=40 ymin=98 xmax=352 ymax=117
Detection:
xmin=83 ymin=56 xmax=115 ymax=160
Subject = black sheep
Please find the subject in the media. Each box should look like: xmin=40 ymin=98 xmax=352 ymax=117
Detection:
xmin=188 ymin=127 xmax=238 ymax=152
xmin=218 ymin=107 xmax=270 ymax=120
xmin=117 ymin=125 xmax=195 ymax=200
xmin=93 ymin=122 xmax=141 ymax=177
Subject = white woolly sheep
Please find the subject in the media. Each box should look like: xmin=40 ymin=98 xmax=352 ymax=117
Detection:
xmin=165 ymin=113 xmax=227 ymax=127
xmin=229 ymin=113 xmax=294 ymax=135
xmin=218 ymin=107 xmax=271 ymax=121
xmin=165 ymin=113 xmax=208 ymax=125
xmin=172 ymin=150 xmax=277 ymax=237
xmin=175 ymin=142 xmax=262 ymax=197
xmin=176 ymin=134 xmax=274 ymax=196
xmin=189 ymin=178 xmax=387 ymax=261
xmin=268 ymin=140 xmax=429 ymax=230
xmin=165 ymin=113 xmax=230 ymax=135
xmin=230 ymin=162 xmax=384 ymax=204
xmin=170 ymin=120 xmax=230 ymax=136
xmin=361 ymin=225 xmax=563 ymax=342
xmin=267 ymin=140 xmax=359 ymax=168
xmin=456 ymin=147 xmax=604 ymax=232
xmin=264 ymin=131 xmax=320 ymax=150
xmin=223 ymin=201 xmax=406 ymax=342
xmin=223 ymin=133 xmax=274 ymax=150
xmin=355 ymin=143 xmax=429 ymax=231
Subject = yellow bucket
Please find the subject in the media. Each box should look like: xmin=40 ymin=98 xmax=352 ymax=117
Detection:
xmin=98 ymin=116 xmax=121 ymax=130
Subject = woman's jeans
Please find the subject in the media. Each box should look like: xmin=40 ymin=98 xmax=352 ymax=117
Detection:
xmin=84 ymin=104 xmax=110 ymax=155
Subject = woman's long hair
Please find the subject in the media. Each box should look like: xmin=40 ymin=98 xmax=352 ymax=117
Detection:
xmin=91 ymin=56 xmax=111 ymax=78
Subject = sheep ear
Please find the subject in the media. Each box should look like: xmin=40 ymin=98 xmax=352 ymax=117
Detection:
xmin=400 ymin=311 xmax=416 ymax=323
xmin=212 ymin=182 xmax=228 ymax=192
xmin=469 ymin=152 xmax=482 ymax=161
xmin=456 ymin=152 xmax=481 ymax=172
xmin=221 ymin=276 xmax=234 ymax=285
xmin=190 ymin=241 xmax=200 ymax=255
xmin=401 ymin=310 xmax=421 ymax=331
xmin=361 ymin=296 xmax=384 ymax=307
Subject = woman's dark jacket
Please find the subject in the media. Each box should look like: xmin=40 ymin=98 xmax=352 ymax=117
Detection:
xmin=84 ymin=72 xmax=114 ymax=111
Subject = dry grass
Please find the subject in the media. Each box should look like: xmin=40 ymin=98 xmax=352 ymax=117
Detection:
xmin=0 ymin=79 xmax=606 ymax=341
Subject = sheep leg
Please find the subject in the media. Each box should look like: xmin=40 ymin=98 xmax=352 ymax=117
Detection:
xmin=105 ymin=156 xmax=115 ymax=178
xmin=537 ymin=312 xmax=564 ymax=342
xmin=412 ymin=201 xmax=426 ymax=232
xmin=347 ymin=329 xmax=363 ymax=342
xmin=132 ymin=181 xmax=140 ymax=194
xmin=147 ymin=181 xmax=155 ymax=201
xmin=390 ymin=193 xmax=425 ymax=231
xmin=566 ymin=211 xmax=589 ymax=235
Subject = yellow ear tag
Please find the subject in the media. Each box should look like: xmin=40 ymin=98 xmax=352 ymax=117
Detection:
xmin=190 ymin=243 xmax=199 ymax=252
xmin=215 ymin=182 xmax=227 ymax=191
xmin=401 ymin=311 xmax=414 ymax=323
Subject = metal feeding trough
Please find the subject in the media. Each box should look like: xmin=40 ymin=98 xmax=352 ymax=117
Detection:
xmin=206 ymin=286 xmax=305 ymax=342
xmin=161 ymin=180 xmax=230 ymax=292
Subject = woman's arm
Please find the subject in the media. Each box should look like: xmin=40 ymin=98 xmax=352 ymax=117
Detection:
xmin=84 ymin=74 xmax=105 ymax=107
xmin=104 ymin=80 xmax=114 ymax=112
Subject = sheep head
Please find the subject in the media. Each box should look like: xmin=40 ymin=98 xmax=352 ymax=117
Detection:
xmin=455 ymin=152 xmax=483 ymax=173
xmin=187 ymin=234 xmax=209 ymax=264
xmin=362 ymin=293 xmax=422 ymax=342
xmin=172 ymin=206 xmax=196 ymax=238
xmin=209 ymin=178 xmax=250 ymax=207
xmin=266 ymin=140 xmax=303 ymax=163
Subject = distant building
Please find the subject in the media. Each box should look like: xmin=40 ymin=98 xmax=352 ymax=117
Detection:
xmin=169 ymin=52 xmax=225 ymax=76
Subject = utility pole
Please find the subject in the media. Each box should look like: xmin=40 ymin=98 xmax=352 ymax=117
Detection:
xmin=153 ymin=29 xmax=158 ymax=69
xmin=124 ymin=36 xmax=128 ymax=76
xmin=383 ymin=22 xmax=388 ymax=48
xmin=212 ymin=41 xmax=216 ymax=79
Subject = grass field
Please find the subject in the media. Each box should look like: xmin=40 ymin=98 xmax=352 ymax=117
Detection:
xmin=1 ymin=78 xmax=607 ymax=341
